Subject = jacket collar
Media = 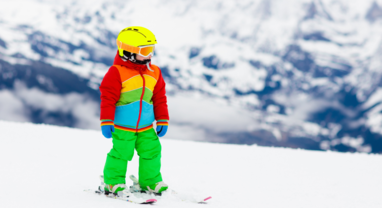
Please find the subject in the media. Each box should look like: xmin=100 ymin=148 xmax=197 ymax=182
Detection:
xmin=113 ymin=51 xmax=148 ymax=71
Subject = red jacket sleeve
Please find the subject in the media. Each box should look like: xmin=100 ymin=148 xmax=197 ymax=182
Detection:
xmin=99 ymin=66 xmax=121 ymax=124
xmin=152 ymin=69 xmax=169 ymax=123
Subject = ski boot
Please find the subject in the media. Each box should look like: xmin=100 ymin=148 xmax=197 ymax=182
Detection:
xmin=143 ymin=181 xmax=168 ymax=195
xmin=99 ymin=175 xmax=128 ymax=197
xmin=129 ymin=177 xmax=141 ymax=193
xmin=129 ymin=175 xmax=168 ymax=196
xmin=104 ymin=184 xmax=127 ymax=195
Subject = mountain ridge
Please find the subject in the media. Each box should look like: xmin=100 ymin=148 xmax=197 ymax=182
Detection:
xmin=1 ymin=0 xmax=382 ymax=152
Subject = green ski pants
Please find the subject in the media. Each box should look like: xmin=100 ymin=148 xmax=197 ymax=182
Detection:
xmin=103 ymin=128 xmax=162 ymax=188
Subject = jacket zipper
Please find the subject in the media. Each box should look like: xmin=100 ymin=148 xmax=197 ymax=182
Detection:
xmin=135 ymin=69 xmax=145 ymax=134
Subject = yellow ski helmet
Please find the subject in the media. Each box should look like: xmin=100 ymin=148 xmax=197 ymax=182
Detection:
xmin=116 ymin=26 xmax=157 ymax=57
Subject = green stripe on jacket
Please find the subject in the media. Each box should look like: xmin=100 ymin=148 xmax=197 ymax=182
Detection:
xmin=116 ymin=87 xmax=153 ymax=106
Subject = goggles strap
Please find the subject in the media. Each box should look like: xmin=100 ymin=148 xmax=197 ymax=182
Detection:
xmin=135 ymin=59 xmax=151 ymax=65
xmin=121 ymin=51 xmax=152 ymax=70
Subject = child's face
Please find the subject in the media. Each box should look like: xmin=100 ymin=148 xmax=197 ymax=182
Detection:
xmin=136 ymin=54 xmax=152 ymax=61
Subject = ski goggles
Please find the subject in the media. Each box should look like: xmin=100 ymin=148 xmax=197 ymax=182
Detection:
xmin=116 ymin=40 xmax=155 ymax=57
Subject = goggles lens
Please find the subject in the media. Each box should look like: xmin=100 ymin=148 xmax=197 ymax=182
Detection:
xmin=116 ymin=40 xmax=155 ymax=57
xmin=139 ymin=45 xmax=155 ymax=57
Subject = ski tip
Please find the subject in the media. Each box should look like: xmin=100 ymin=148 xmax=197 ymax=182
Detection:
xmin=204 ymin=196 xmax=212 ymax=201
xmin=146 ymin=199 xmax=157 ymax=203
xmin=140 ymin=199 xmax=157 ymax=204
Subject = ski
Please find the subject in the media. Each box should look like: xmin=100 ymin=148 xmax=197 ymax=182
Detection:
xmin=198 ymin=196 xmax=212 ymax=204
xmin=129 ymin=175 xmax=212 ymax=204
xmin=170 ymin=189 xmax=212 ymax=204
xmin=84 ymin=187 xmax=157 ymax=205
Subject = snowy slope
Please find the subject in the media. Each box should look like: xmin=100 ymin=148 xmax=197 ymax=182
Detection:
xmin=1 ymin=121 xmax=381 ymax=208
xmin=2 ymin=0 xmax=382 ymax=152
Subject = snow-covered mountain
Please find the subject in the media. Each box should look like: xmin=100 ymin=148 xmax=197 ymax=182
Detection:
xmin=1 ymin=0 xmax=382 ymax=153
xmin=1 ymin=120 xmax=382 ymax=208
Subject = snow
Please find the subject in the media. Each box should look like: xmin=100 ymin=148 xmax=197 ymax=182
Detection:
xmin=0 ymin=120 xmax=381 ymax=208
xmin=2 ymin=81 xmax=100 ymax=129
xmin=0 ymin=90 xmax=29 ymax=122
xmin=1 ymin=0 xmax=382 ymax=151
xmin=167 ymin=92 xmax=256 ymax=137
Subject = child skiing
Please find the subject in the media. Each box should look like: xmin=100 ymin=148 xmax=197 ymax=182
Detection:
xmin=99 ymin=26 xmax=169 ymax=195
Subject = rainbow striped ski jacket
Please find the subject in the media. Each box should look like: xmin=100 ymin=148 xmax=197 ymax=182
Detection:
xmin=99 ymin=52 xmax=169 ymax=133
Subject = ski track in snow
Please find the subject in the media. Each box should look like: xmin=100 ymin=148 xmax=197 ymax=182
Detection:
xmin=0 ymin=120 xmax=381 ymax=208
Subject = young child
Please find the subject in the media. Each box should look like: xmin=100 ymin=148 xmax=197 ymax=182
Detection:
xmin=99 ymin=26 xmax=169 ymax=195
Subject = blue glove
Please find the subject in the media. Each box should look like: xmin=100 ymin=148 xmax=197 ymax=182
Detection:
xmin=156 ymin=125 xmax=168 ymax=137
xmin=101 ymin=125 xmax=115 ymax=139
